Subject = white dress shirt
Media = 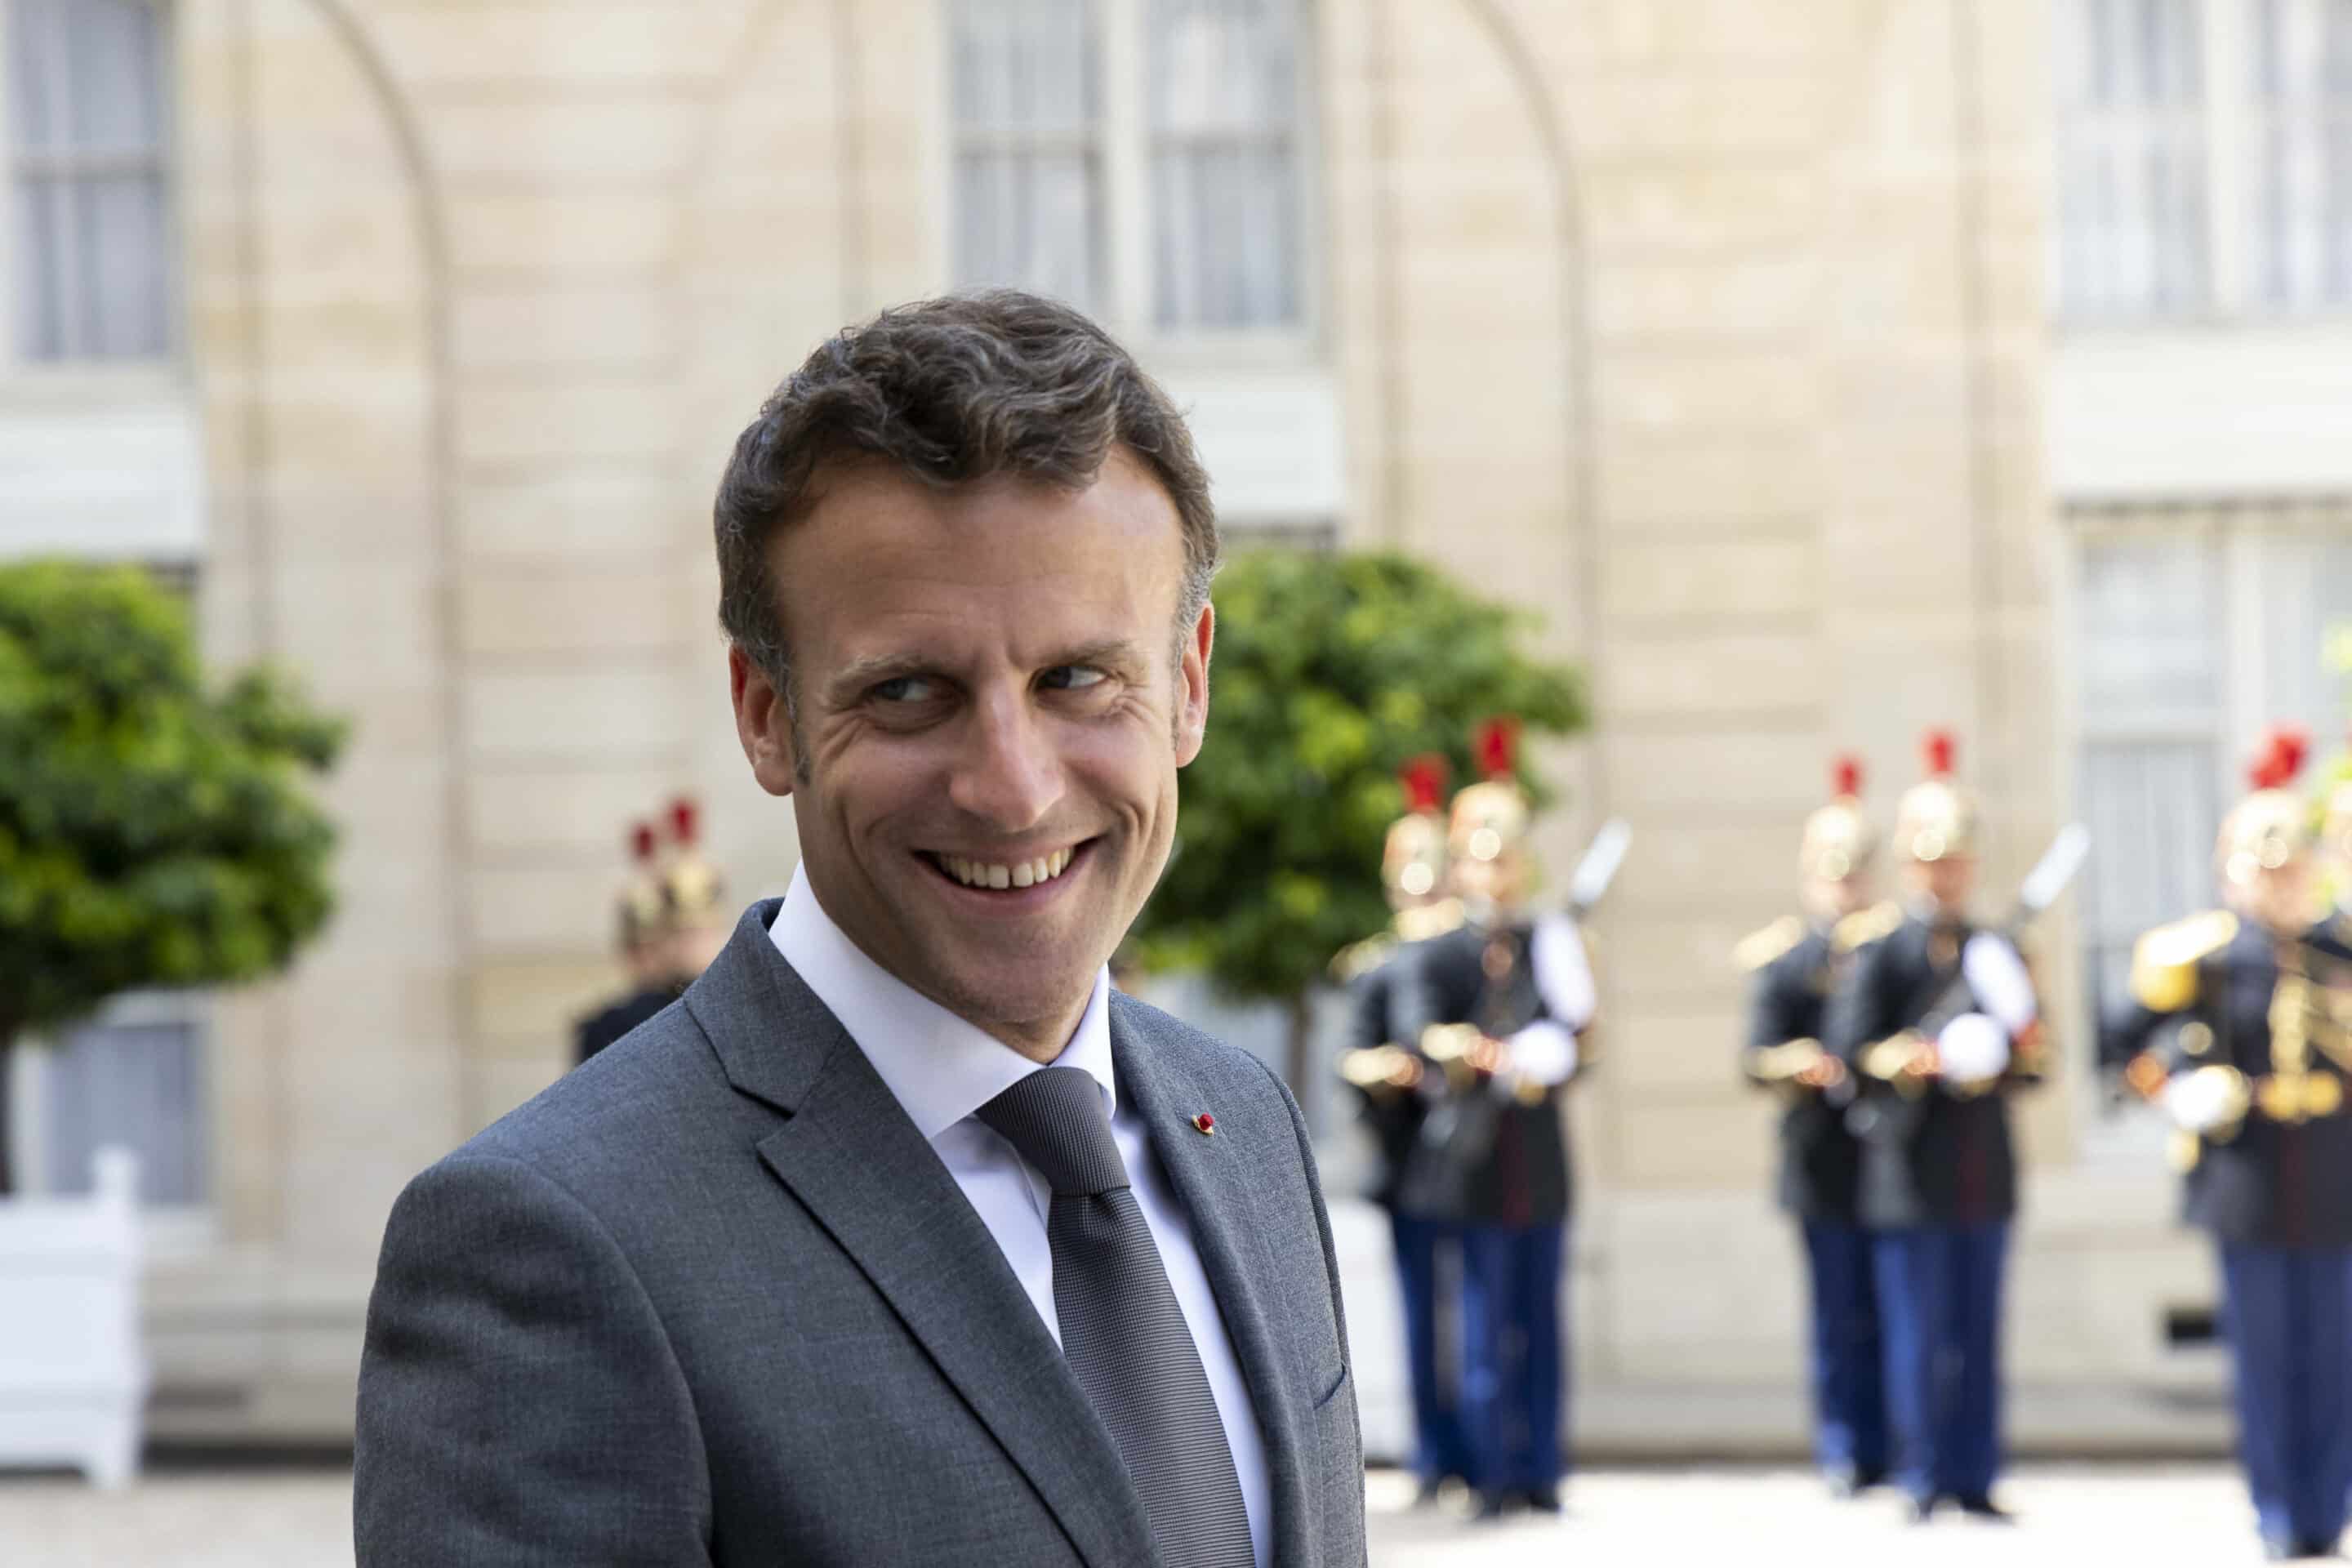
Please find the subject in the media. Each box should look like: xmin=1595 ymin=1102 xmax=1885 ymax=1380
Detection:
xmin=770 ymin=867 xmax=1272 ymax=1567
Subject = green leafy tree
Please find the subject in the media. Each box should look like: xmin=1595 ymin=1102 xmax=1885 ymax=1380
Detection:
xmin=1131 ymin=549 xmax=1586 ymax=1080
xmin=0 ymin=560 xmax=345 ymax=1194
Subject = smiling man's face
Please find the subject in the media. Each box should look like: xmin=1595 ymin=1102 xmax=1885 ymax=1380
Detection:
xmin=730 ymin=449 xmax=1210 ymax=1059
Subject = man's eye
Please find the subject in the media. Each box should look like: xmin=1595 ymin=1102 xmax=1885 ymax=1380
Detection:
xmin=872 ymin=675 xmax=936 ymax=703
xmin=1042 ymin=666 xmax=1107 ymax=692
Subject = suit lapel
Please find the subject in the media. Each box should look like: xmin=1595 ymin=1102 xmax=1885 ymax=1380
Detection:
xmin=692 ymin=911 xmax=1156 ymax=1568
xmin=1116 ymin=1010 xmax=1314 ymax=1567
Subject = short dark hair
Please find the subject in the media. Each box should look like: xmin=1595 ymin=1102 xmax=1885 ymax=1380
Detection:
xmin=713 ymin=289 xmax=1218 ymax=699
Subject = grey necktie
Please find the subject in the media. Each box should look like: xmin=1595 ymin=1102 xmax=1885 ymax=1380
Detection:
xmin=978 ymin=1067 xmax=1255 ymax=1568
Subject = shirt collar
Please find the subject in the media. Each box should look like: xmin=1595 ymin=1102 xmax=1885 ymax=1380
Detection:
xmin=768 ymin=864 xmax=1115 ymax=1139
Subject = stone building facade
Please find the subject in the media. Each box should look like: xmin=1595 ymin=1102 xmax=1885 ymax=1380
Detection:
xmin=7 ymin=0 xmax=2232 ymax=1451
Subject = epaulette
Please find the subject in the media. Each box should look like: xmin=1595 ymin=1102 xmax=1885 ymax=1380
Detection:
xmin=1733 ymin=915 xmax=1806 ymax=973
xmin=1393 ymin=898 xmax=1465 ymax=944
xmin=1833 ymin=902 xmax=1904 ymax=952
xmin=1328 ymin=933 xmax=1396 ymax=984
xmin=2130 ymin=910 xmax=2237 ymax=1013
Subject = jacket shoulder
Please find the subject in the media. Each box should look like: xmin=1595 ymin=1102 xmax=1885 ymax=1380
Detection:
xmin=1109 ymin=991 xmax=1285 ymax=1093
xmin=1734 ymin=915 xmax=1806 ymax=973
xmin=2131 ymin=910 xmax=2238 ymax=1011
xmin=1833 ymin=902 xmax=1904 ymax=952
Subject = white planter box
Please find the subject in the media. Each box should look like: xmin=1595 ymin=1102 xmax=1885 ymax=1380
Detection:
xmin=0 ymin=1147 xmax=148 ymax=1486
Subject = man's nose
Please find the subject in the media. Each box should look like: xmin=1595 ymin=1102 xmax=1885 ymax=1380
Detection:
xmin=947 ymin=688 xmax=1062 ymax=831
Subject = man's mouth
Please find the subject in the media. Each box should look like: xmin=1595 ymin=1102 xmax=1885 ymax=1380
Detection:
xmin=920 ymin=842 xmax=1086 ymax=892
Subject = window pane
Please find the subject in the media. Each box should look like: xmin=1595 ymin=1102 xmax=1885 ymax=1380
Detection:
xmin=42 ymin=1013 xmax=207 ymax=1207
xmin=12 ymin=174 xmax=69 ymax=359
xmin=950 ymin=0 xmax=1101 ymax=308
xmin=2074 ymin=534 xmax=2224 ymax=1014
xmin=956 ymin=149 xmax=1100 ymax=310
xmin=7 ymin=0 xmax=65 ymax=151
xmin=75 ymin=171 xmax=169 ymax=356
xmin=2053 ymin=0 xmax=2212 ymax=318
xmin=2247 ymin=0 xmax=2352 ymax=306
xmin=65 ymin=0 xmax=163 ymax=151
xmin=1147 ymin=0 xmax=1303 ymax=332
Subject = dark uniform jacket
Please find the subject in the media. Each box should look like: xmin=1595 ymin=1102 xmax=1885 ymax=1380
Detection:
xmin=1824 ymin=914 xmax=2041 ymax=1229
xmin=1740 ymin=921 xmax=1866 ymax=1222
xmin=572 ymin=984 xmax=678 ymax=1067
xmin=1392 ymin=921 xmax=1577 ymax=1228
xmin=1340 ymin=943 xmax=1429 ymax=1212
xmin=2106 ymin=912 xmax=2352 ymax=1250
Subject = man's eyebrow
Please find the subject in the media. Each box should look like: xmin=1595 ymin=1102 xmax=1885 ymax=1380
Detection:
xmin=1052 ymin=638 xmax=1151 ymax=672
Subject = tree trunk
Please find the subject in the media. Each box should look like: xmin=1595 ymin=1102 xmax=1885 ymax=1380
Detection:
xmin=1285 ymin=992 xmax=1314 ymax=1107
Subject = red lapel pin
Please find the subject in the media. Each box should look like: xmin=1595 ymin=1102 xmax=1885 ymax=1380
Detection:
xmin=1192 ymin=1112 xmax=1216 ymax=1136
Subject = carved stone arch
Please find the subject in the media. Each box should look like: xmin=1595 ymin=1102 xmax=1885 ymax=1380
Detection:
xmin=180 ymin=0 xmax=465 ymax=1257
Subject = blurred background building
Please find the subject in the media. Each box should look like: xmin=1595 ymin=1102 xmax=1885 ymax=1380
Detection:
xmin=5 ymin=0 xmax=2346 ymax=1455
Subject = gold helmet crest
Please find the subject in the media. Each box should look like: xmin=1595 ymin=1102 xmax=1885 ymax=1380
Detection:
xmin=1801 ymin=753 xmax=1877 ymax=880
xmin=1893 ymin=729 xmax=1980 ymax=863
xmin=1448 ymin=718 xmax=1530 ymax=865
xmin=1383 ymin=755 xmax=1450 ymax=904
xmin=2218 ymin=727 xmax=2314 ymax=888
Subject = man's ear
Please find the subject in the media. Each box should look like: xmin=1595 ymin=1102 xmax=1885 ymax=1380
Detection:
xmin=1174 ymin=601 xmax=1213 ymax=768
xmin=729 ymin=646 xmax=800 ymax=797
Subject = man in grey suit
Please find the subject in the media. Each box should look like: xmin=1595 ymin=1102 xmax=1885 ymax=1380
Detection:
xmin=354 ymin=290 xmax=1367 ymax=1566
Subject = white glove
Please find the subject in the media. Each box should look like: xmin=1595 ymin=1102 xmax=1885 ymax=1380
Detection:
xmin=1962 ymin=933 xmax=2038 ymax=1036
xmin=2165 ymin=1068 xmax=2242 ymax=1134
xmin=1504 ymin=1021 xmax=1579 ymax=1087
xmin=1531 ymin=914 xmax=1597 ymax=1032
xmin=1936 ymin=1012 xmax=2011 ymax=1081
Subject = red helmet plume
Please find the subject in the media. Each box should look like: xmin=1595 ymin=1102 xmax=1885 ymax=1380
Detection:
xmin=2247 ymin=726 xmax=2311 ymax=791
xmin=1920 ymin=728 xmax=1957 ymax=780
xmin=1474 ymin=717 xmax=1521 ymax=782
xmin=1399 ymin=755 xmax=1450 ymax=815
xmin=1830 ymin=753 xmax=1864 ymax=801
xmin=670 ymin=795 xmax=701 ymax=845
xmin=630 ymin=822 xmax=658 ymax=862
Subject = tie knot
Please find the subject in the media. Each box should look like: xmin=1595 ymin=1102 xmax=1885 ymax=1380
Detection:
xmin=976 ymin=1067 xmax=1128 ymax=1196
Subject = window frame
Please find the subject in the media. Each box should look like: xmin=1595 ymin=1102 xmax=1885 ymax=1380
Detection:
xmin=0 ymin=0 xmax=185 ymax=381
xmin=943 ymin=0 xmax=1325 ymax=367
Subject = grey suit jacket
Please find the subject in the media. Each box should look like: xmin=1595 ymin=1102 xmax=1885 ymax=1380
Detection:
xmin=354 ymin=899 xmax=1366 ymax=1566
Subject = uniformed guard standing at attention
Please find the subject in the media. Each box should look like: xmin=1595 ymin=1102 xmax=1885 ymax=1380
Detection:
xmin=657 ymin=795 xmax=732 ymax=982
xmin=1396 ymin=719 xmax=1597 ymax=1521
xmin=573 ymin=819 xmax=684 ymax=1067
xmin=1334 ymin=755 xmax=1470 ymax=1505
xmin=1737 ymin=754 xmax=1893 ymax=1498
xmin=1825 ymin=729 xmax=2045 ymax=1525
xmin=2107 ymin=727 xmax=2352 ymax=1563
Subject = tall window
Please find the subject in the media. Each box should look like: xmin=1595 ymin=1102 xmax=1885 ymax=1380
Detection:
xmin=2056 ymin=0 xmax=2209 ymax=318
xmin=2057 ymin=0 xmax=2352 ymax=318
xmin=5 ymin=0 xmax=172 ymax=362
xmin=2072 ymin=512 xmax=2352 ymax=1013
xmin=951 ymin=0 xmax=1308 ymax=341
xmin=2248 ymin=0 xmax=2352 ymax=306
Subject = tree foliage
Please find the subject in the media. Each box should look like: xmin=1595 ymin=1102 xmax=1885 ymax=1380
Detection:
xmin=0 ymin=559 xmax=345 ymax=1041
xmin=1132 ymin=549 xmax=1586 ymax=1003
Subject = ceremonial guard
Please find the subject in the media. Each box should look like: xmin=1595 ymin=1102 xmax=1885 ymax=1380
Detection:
xmin=574 ymin=818 xmax=683 ymax=1066
xmin=573 ymin=797 xmax=730 ymax=1067
xmin=1334 ymin=756 xmax=1469 ymax=1503
xmin=1736 ymin=755 xmax=1890 ymax=1497
xmin=2108 ymin=728 xmax=2352 ymax=1562
xmin=1825 ymin=730 xmax=2046 ymax=1523
xmin=1396 ymin=719 xmax=1602 ymax=1519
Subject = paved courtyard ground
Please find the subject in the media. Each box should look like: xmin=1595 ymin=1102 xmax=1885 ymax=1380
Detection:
xmin=0 ymin=1460 xmax=2283 ymax=1566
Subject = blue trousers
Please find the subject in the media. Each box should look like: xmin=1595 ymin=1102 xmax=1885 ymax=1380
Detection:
xmin=2218 ymin=1245 xmax=2352 ymax=1549
xmin=1873 ymin=1223 xmax=2008 ymax=1503
xmin=1801 ymin=1219 xmax=1888 ymax=1477
xmin=1459 ymin=1221 xmax=1567 ymax=1493
xmin=1389 ymin=1213 xmax=1469 ymax=1485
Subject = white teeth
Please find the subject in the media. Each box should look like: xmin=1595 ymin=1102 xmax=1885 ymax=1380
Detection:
xmin=939 ymin=849 xmax=1076 ymax=889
